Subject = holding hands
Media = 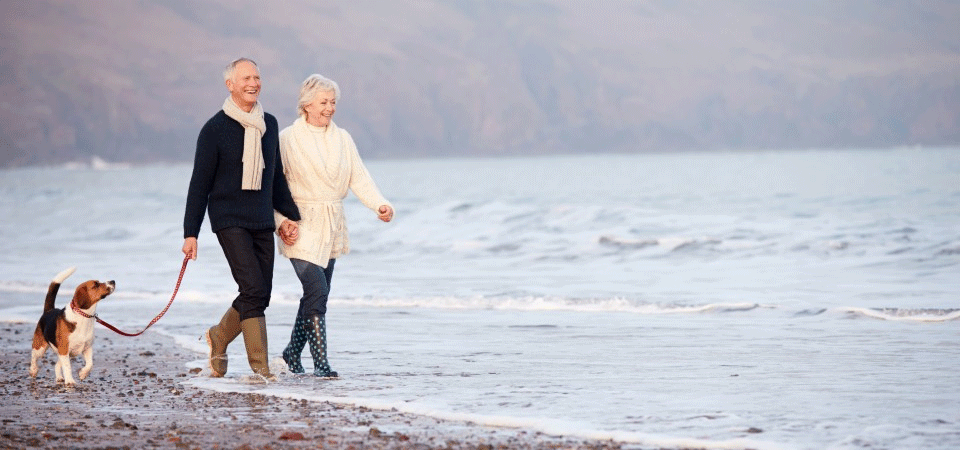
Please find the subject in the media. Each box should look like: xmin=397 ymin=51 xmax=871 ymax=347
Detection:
xmin=279 ymin=220 xmax=300 ymax=246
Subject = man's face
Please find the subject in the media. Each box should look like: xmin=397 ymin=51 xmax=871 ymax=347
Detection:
xmin=226 ymin=61 xmax=261 ymax=111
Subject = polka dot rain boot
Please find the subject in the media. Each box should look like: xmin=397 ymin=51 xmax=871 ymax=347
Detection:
xmin=303 ymin=314 xmax=338 ymax=379
xmin=282 ymin=314 xmax=307 ymax=374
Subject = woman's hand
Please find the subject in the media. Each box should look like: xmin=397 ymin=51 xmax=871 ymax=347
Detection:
xmin=378 ymin=205 xmax=394 ymax=222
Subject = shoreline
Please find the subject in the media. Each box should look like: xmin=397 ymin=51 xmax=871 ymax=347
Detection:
xmin=0 ymin=321 xmax=639 ymax=450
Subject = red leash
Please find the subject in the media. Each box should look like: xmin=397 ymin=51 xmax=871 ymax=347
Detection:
xmin=71 ymin=256 xmax=189 ymax=337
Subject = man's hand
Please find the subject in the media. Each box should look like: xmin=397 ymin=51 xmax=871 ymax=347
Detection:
xmin=182 ymin=237 xmax=198 ymax=260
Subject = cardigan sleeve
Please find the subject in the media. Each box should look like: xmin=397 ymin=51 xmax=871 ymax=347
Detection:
xmin=344 ymin=131 xmax=391 ymax=212
xmin=183 ymin=119 xmax=219 ymax=238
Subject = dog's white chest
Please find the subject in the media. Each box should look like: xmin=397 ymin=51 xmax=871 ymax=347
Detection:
xmin=64 ymin=313 xmax=96 ymax=356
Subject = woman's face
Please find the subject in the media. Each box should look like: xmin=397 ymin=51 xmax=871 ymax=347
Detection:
xmin=304 ymin=89 xmax=336 ymax=127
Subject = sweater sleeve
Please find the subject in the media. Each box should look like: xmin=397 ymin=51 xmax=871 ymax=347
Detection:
xmin=344 ymin=131 xmax=391 ymax=212
xmin=183 ymin=120 xmax=219 ymax=238
xmin=272 ymin=139 xmax=301 ymax=223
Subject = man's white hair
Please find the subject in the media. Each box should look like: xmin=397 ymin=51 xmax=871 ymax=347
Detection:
xmin=223 ymin=57 xmax=258 ymax=82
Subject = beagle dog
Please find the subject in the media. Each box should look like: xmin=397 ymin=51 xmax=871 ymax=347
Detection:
xmin=30 ymin=267 xmax=115 ymax=385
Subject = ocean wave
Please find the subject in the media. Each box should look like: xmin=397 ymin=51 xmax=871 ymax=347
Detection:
xmin=6 ymin=278 xmax=956 ymax=325
xmin=837 ymin=307 xmax=960 ymax=322
xmin=328 ymin=295 xmax=760 ymax=315
xmin=597 ymin=235 xmax=722 ymax=252
xmin=0 ymin=280 xmax=173 ymax=301
xmin=0 ymin=281 xmax=46 ymax=294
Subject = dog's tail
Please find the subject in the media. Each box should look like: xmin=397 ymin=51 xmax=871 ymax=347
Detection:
xmin=45 ymin=267 xmax=76 ymax=312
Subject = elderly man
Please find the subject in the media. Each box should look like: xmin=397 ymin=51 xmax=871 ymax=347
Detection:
xmin=182 ymin=57 xmax=301 ymax=381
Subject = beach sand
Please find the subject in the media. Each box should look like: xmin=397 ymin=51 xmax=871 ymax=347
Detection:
xmin=0 ymin=321 xmax=639 ymax=450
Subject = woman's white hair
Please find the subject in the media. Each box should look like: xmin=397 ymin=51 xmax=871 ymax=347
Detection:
xmin=297 ymin=74 xmax=341 ymax=118
xmin=223 ymin=57 xmax=258 ymax=82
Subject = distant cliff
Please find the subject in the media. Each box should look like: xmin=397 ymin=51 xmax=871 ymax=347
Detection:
xmin=1 ymin=0 xmax=958 ymax=167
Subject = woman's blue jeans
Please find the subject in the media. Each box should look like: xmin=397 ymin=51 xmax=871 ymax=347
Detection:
xmin=291 ymin=258 xmax=335 ymax=317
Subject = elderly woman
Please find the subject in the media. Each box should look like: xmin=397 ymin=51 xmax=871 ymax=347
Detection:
xmin=274 ymin=74 xmax=393 ymax=378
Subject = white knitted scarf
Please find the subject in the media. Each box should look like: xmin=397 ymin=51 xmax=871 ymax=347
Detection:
xmin=222 ymin=97 xmax=266 ymax=190
xmin=290 ymin=116 xmax=346 ymax=186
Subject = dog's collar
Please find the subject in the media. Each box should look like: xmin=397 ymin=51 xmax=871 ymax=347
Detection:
xmin=70 ymin=301 xmax=97 ymax=319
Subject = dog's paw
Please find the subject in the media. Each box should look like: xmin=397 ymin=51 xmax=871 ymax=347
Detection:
xmin=29 ymin=366 xmax=38 ymax=378
xmin=79 ymin=368 xmax=91 ymax=380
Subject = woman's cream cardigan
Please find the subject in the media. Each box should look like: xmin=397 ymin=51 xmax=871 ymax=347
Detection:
xmin=274 ymin=118 xmax=391 ymax=268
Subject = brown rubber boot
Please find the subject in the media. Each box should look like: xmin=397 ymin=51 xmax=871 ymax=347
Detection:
xmin=205 ymin=307 xmax=241 ymax=377
xmin=240 ymin=316 xmax=276 ymax=381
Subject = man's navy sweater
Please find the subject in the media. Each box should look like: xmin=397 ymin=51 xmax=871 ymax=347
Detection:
xmin=183 ymin=110 xmax=301 ymax=238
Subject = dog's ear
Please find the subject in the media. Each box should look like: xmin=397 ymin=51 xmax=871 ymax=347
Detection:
xmin=73 ymin=282 xmax=94 ymax=309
